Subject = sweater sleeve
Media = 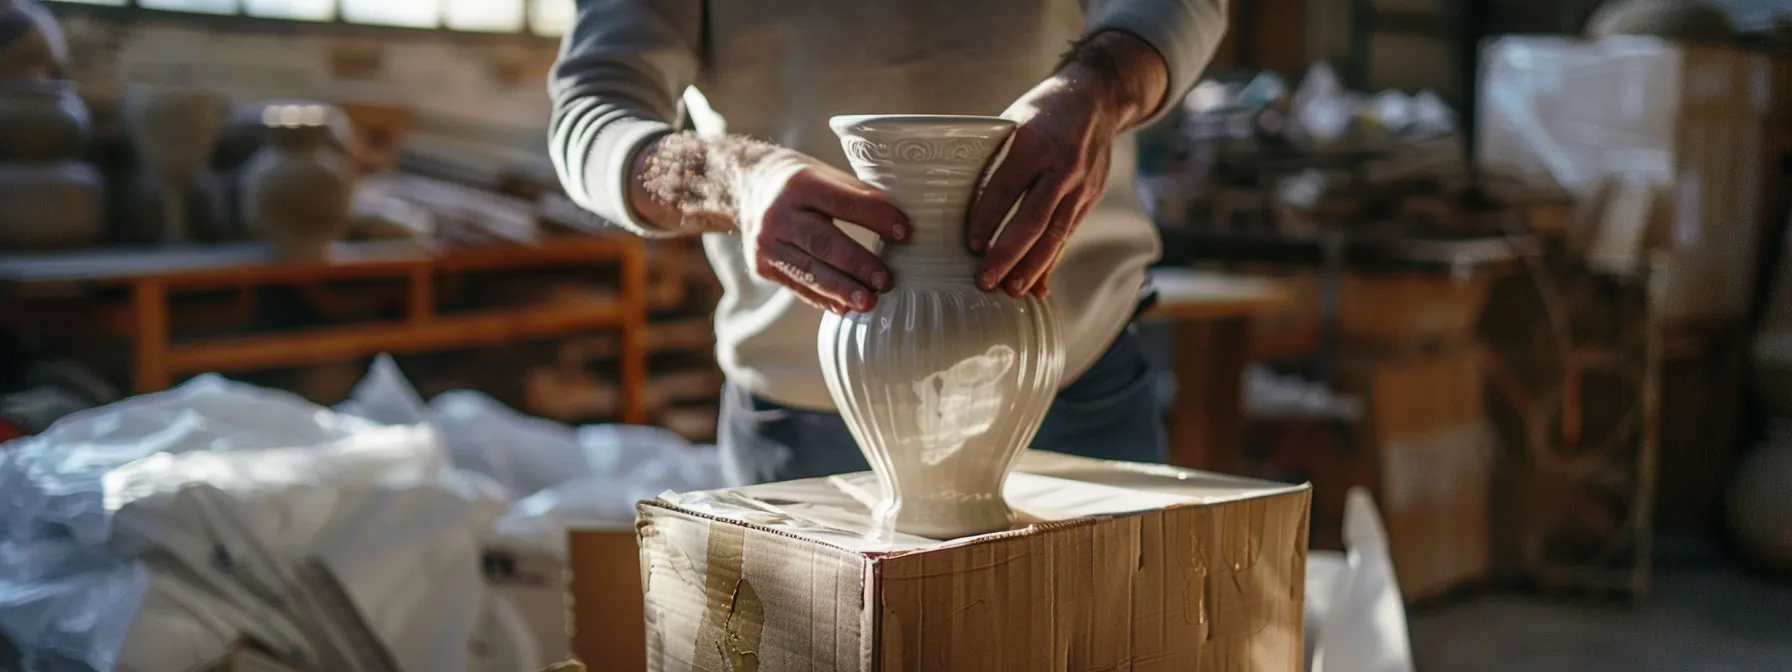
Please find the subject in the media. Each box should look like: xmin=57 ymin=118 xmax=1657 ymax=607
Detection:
xmin=548 ymin=0 xmax=703 ymax=238
xmin=1085 ymin=0 xmax=1228 ymax=126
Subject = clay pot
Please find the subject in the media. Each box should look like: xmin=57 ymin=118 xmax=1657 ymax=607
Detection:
xmin=1587 ymin=0 xmax=1735 ymax=41
xmin=0 ymin=161 xmax=103 ymax=249
xmin=0 ymin=78 xmax=88 ymax=161
xmin=113 ymin=165 xmax=234 ymax=244
xmin=818 ymin=115 xmax=1064 ymax=539
xmin=240 ymin=103 xmax=353 ymax=262
xmin=0 ymin=0 xmax=65 ymax=80
xmin=123 ymin=85 xmax=226 ymax=245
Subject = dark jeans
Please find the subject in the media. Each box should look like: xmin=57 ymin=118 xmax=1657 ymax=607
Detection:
xmin=717 ymin=324 xmax=1168 ymax=486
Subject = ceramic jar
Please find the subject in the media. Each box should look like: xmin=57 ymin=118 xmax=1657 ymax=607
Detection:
xmin=0 ymin=0 xmax=65 ymax=80
xmin=239 ymin=102 xmax=353 ymax=262
xmin=819 ymin=115 xmax=1064 ymax=540
xmin=0 ymin=161 xmax=103 ymax=249
xmin=123 ymin=85 xmax=226 ymax=245
xmin=1587 ymin=0 xmax=1734 ymax=40
xmin=0 ymin=78 xmax=88 ymax=161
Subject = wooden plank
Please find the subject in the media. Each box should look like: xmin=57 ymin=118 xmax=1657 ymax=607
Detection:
xmin=1143 ymin=269 xmax=1293 ymax=322
xmin=1167 ymin=317 xmax=1252 ymax=474
xmin=0 ymin=236 xmax=639 ymax=288
xmin=163 ymin=303 xmax=626 ymax=376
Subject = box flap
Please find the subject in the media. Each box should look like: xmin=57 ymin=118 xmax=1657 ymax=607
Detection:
xmin=647 ymin=451 xmax=1309 ymax=554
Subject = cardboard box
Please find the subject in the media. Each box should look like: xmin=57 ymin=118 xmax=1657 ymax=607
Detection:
xmin=633 ymin=451 xmax=1311 ymax=671
xmin=1477 ymin=36 xmax=1792 ymax=325
xmin=565 ymin=529 xmax=646 ymax=672
xmin=1335 ymin=348 xmax=1495 ymax=602
xmin=1248 ymin=348 xmax=1494 ymax=603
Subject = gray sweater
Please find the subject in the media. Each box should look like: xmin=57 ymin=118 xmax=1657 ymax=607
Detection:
xmin=550 ymin=0 xmax=1225 ymax=410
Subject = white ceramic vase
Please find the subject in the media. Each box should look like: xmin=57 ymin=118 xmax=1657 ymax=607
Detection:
xmin=820 ymin=114 xmax=1065 ymax=539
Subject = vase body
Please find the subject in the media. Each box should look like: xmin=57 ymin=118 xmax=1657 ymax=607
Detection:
xmin=241 ymin=105 xmax=353 ymax=262
xmin=820 ymin=115 xmax=1064 ymax=539
xmin=0 ymin=78 xmax=88 ymax=161
xmin=124 ymin=85 xmax=225 ymax=245
xmin=0 ymin=161 xmax=102 ymax=249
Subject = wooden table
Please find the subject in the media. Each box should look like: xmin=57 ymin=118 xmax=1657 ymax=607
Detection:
xmin=0 ymin=236 xmax=652 ymax=423
xmin=1143 ymin=269 xmax=1293 ymax=474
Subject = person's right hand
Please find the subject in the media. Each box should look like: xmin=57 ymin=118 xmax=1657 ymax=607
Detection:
xmin=734 ymin=149 xmax=911 ymax=314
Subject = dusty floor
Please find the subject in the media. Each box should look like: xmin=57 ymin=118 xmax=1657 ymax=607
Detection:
xmin=1409 ymin=566 xmax=1792 ymax=671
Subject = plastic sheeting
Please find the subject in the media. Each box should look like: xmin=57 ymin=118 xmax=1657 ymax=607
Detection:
xmin=1305 ymin=487 xmax=1416 ymax=672
xmin=0 ymin=356 xmax=725 ymax=671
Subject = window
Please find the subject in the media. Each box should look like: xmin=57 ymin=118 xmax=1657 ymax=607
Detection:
xmin=529 ymin=0 xmax=574 ymax=37
xmin=339 ymin=0 xmax=437 ymax=28
xmin=446 ymin=0 xmax=525 ymax=33
xmin=243 ymin=0 xmax=331 ymax=22
xmin=138 ymin=0 xmax=235 ymax=13
xmin=44 ymin=0 xmax=574 ymax=35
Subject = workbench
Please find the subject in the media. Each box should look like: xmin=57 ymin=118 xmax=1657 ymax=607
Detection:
xmin=1142 ymin=268 xmax=1292 ymax=473
xmin=0 ymin=236 xmax=652 ymax=423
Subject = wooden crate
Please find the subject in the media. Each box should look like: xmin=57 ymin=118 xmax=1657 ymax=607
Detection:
xmin=1312 ymin=347 xmax=1497 ymax=603
xmin=1478 ymin=263 xmax=1660 ymax=600
xmin=1246 ymin=267 xmax=1496 ymax=361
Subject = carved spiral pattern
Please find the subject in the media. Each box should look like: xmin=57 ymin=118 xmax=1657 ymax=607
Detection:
xmin=843 ymin=137 xmax=991 ymax=164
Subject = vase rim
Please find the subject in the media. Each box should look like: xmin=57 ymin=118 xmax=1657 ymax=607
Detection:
xmin=829 ymin=114 xmax=1016 ymax=136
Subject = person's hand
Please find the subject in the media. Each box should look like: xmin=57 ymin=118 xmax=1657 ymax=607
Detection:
xmin=965 ymin=31 xmax=1168 ymax=298
xmin=736 ymin=149 xmax=911 ymax=314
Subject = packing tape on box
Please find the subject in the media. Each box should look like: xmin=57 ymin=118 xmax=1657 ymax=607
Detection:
xmin=693 ymin=524 xmax=764 ymax=670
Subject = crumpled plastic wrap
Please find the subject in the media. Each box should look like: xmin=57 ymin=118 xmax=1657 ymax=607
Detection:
xmin=1306 ymin=487 xmax=1415 ymax=672
xmin=0 ymin=356 xmax=725 ymax=671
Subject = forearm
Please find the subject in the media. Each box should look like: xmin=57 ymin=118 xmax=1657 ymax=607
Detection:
xmin=1083 ymin=0 xmax=1229 ymax=126
xmin=627 ymin=131 xmax=778 ymax=235
xmin=1057 ymin=30 xmax=1171 ymax=133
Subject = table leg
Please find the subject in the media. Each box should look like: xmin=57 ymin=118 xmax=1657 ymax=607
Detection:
xmin=1168 ymin=316 xmax=1252 ymax=474
xmin=618 ymin=245 xmax=650 ymax=425
xmin=133 ymin=279 xmax=171 ymax=394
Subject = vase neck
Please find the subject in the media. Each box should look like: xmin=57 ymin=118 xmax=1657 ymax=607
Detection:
xmin=867 ymin=168 xmax=981 ymax=284
xmin=836 ymin=127 xmax=1013 ymax=286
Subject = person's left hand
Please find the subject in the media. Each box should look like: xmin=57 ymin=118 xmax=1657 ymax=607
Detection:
xmin=965 ymin=32 xmax=1167 ymax=298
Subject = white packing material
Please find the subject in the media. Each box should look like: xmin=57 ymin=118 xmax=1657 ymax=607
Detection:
xmin=339 ymin=355 xmax=725 ymax=556
xmin=0 ymin=374 xmax=507 ymax=672
xmin=1307 ymin=487 xmax=1416 ymax=672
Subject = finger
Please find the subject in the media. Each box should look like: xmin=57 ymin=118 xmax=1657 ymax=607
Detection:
xmin=978 ymin=173 xmax=1067 ymax=292
xmin=965 ymin=148 xmax=1038 ymax=254
xmin=1028 ymin=196 xmax=1087 ymax=298
xmin=782 ymin=272 xmax=854 ymax=314
xmin=782 ymin=211 xmax=895 ymax=293
xmin=1034 ymin=189 xmax=1099 ymax=297
xmin=801 ymin=177 xmax=911 ymax=242
xmin=766 ymin=240 xmax=877 ymax=312
xmin=1005 ymin=188 xmax=1082 ymax=297
xmin=754 ymin=252 xmax=848 ymax=313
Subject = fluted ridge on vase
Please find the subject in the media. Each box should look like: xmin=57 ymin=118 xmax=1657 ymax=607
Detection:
xmin=820 ymin=114 xmax=1065 ymax=539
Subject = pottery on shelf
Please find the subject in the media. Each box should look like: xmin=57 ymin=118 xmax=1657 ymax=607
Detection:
xmin=1587 ymin=0 xmax=1735 ymax=40
xmin=239 ymin=102 xmax=354 ymax=262
xmin=0 ymin=0 xmax=66 ymax=80
xmin=123 ymin=85 xmax=226 ymax=246
xmin=0 ymin=78 xmax=89 ymax=161
xmin=819 ymin=114 xmax=1064 ymax=540
xmin=0 ymin=161 xmax=103 ymax=249
xmin=115 ymin=166 xmax=233 ymax=244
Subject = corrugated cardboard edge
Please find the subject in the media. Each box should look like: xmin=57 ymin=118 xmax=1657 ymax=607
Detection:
xmin=638 ymin=500 xmax=875 ymax=670
xmin=639 ymin=481 xmax=1313 ymax=671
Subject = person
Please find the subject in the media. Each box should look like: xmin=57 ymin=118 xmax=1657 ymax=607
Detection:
xmin=550 ymin=0 xmax=1225 ymax=485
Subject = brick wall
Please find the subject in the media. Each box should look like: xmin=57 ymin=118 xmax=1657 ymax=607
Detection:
xmin=51 ymin=9 xmax=560 ymax=155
